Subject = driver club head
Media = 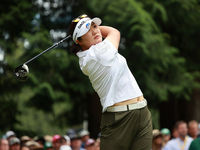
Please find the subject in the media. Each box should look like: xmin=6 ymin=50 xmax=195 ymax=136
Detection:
xmin=13 ymin=64 xmax=29 ymax=82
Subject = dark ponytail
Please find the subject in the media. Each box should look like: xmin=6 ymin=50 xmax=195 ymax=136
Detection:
xmin=69 ymin=42 xmax=82 ymax=54
xmin=68 ymin=14 xmax=90 ymax=54
xmin=68 ymin=21 xmax=81 ymax=54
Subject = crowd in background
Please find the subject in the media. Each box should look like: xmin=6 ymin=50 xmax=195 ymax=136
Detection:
xmin=0 ymin=129 xmax=100 ymax=150
xmin=152 ymin=120 xmax=200 ymax=150
xmin=1 ymin=119 xmax=200 ymax=150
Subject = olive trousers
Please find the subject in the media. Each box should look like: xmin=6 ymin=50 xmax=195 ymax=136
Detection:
xmin=100 ymin=106 xmax=152 ymax=150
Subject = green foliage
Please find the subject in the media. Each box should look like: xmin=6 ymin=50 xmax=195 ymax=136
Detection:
xmin=158 ymin=0 xmax=200 ymax=71
xmin=86 ymin=0 xmax=199 ymax=104
xmin=1 ymin=0 xmax=200 ymax=135
xmin=17 ymin=28 xmax=93 ymax=130
xmin=0 ymin=0 xmax=35 ymax=130
xmin=0 ymin=0 xmax=89 ymax=135
xmin=0 ymin=0 xmax=36 ymax=51
xmin=85 ymin=0 xmax=200 ymax=129
xmin=0 ymin=95 xmax=20 ymax=131
xmin=15 ymin=88 xmax=69 ymax=136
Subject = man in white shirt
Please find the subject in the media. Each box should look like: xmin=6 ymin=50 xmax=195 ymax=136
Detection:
xmin=163 ymin=120 xmax=193 ymax=150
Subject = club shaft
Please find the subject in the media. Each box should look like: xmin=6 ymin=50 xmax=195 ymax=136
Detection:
xmin=24 ymin=35 xmax=71 ymax=65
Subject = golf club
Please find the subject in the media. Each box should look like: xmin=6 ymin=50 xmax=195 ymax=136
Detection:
xmin=14 ymin=35 xmax=71 ymax=82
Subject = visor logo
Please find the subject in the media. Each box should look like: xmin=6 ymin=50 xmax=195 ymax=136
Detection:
xmin=86 ymin=23 xmax=90 ymax=29
xmin=78 ymin=18 xmax=90 ymax=29
xmin=78 ymin=20 xmax=86 ymax=29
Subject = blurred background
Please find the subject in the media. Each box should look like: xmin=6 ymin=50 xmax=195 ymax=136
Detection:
xmin=0 ymin=0 xmax=200 ymax=139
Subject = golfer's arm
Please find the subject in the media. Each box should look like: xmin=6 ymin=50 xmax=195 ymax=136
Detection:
xmin=99 ymin=26 xmax=120 ymax=49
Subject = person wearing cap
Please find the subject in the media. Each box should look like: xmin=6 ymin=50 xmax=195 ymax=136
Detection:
xmin=0 ymin=138 xmax=9 ymax=150
xmin=5 ymin=131 xmax=16 ymax=141
xmin=62 ymin=135 xmax=71 ymax=146
xmin=163 ymin=120 xmax=193 ymax=150
xmin=68 ymin=14 xmax=152 ymax=150
xmin=59 ymin=135 xmax=71 ymax=150
xmin=52 ymin=135 xmax=64 ymax=150
xmin=34 ymin=136 xmax=45 ymax=148
xmin=44 ymin=135 xmax=53 ymax=143
xmin=25 ymin=140 xmax=43 ymax=150
xmin=9 ymin=137 xmax=20 ymax=150
xmin=79 ymin=130 xmax=90 ymax=149
xmin=93 ymin=138 xmax=100 ymax=150
xmin=44 ymin=142 xmax=54 ymax=150
xmin=161 ymin=128 xmax=171 ymax=148
xmin=20 ymin=136 xmax=31 ymax=147
xmin=84 ymin=139 xmax=95 ymax=150
xmin=152 ymin=129 xmax=164 ymax=150
xmin=67 ymin=130 xmax=84 ymax=150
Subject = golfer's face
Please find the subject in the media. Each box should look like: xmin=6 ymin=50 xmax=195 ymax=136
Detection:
xmin=81 ymin=22 xmax=102 ymax=49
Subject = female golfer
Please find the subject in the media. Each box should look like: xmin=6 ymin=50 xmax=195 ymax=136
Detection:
xmin=68 ymin=14 xmax=152 ymax=150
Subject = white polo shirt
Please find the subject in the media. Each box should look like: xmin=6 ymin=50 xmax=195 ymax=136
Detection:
xmin=163 ymin=136 xmax=193 ymax=150
xmin=77 ymin=39 xmax=143 ymax=112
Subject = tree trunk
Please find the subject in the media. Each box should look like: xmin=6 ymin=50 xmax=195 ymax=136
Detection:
xmin=87 ymin=92 xmax=102 ymax=139
xmin=159 ymin=88 xmax=200 ymax=132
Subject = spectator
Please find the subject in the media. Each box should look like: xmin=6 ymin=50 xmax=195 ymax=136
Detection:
xmin=161 ymin=128 xmax=171 ymax=147
xmin=172 ymin=126 xmax=179 ymax=139
xmin=52 ymin=135 xmax=64 ymax=150
xmin=59 ymin=145 xmax=71 ymax=150
xmin=188 ymin=120 xmax=199 ymax=139
xmin=68 ymin=130 xmax=85 ymax=150
xmin=44 ymin=142 xmax=54 ymax=150
xmin=79 ymin=130 xmax=90 ymax=149
xmin=84 ymin=139 xmax=95 ymax=150
xmin=70 ymin=137 xmax=83 ymax=150
xmin=163 ymin=120 xmax=193 ymax=150
xmin=20 ymin=136 xmax=31 ymax=147
xmin=0 ymin=138 xmax=9 ymax=150
xmin=152 ymin=129 xmax=164 ymax=150
xmin=44 ymin=136 xmax=53 ymax=143
xmin=5 ymin=131 xmax=16 ymax=141
xmin=9 ymin=137 xmax=20 ymax=150
xmin=25 ymin=140 xmax=43 ymax=150
xmin=21 ymin=146 xmax=30 ymax=150
xmin=62 ymin=136 xmax=71 ymax=146
xmin=189 ymin=134 xmax=200 ymax=150
xmin=58 ymin=135 xmax=72 ymax=150
xmin=34 ymin=137 xmax=45 ymax=147
xmin=93 ymin=138 xmax=100 ymax=150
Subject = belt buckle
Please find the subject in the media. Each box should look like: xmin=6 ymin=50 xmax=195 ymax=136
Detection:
xmin=128 ymin=103 xmax=136 ymax=110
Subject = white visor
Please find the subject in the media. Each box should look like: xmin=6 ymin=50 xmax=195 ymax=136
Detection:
xmin=73 ymin=17 xmax=102 ymax=43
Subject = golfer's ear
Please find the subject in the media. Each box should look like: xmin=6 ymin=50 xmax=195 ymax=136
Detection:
xmin=76 ymin=39 xmax=83 ymax=45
